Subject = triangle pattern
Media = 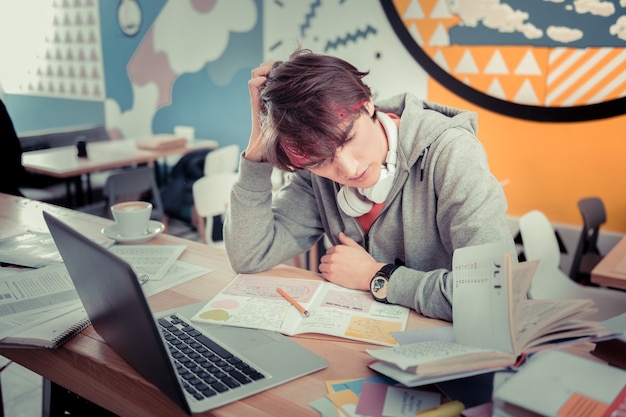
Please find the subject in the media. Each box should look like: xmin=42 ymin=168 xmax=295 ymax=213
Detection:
xmin=514 ymin=49 xmax=542 ymax=76
xmin=514 ymin=78 xmax=541 ymax=105
xmin=487 ymin=78 xmax=507 ymax=100
xmin=484 ymin=50 xmax=510 ymax=75
xmin=429 ymin=22 xmax=450 ymax=46
xmin=403 ymin=0 xmax=424 ymax=19
xmin=430 ymin=0 xmax=453 ymax=19
xmin=432 ymin=48 xmax=450 ymax=71
xmin=455 ymin=49 xmax=479 ymax=74
xmin=408 ymin=23 xmax=424 ymax=46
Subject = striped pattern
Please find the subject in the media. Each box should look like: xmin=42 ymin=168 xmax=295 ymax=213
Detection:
xmin=546 ymin=47 xmax=626 ymax=106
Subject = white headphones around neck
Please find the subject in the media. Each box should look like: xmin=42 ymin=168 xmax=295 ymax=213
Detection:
xmin=337 ymin=111 xmax=398 ymax=217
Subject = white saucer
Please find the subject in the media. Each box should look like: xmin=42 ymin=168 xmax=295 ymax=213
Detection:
xmin=101 ymin=220 xmax=165 ymax=244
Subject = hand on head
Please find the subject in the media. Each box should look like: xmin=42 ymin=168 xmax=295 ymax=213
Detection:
xmin=245 ymin=61 xmax=278 ymax=162
xmin=318 ymin=232 xmax=385 ymax=290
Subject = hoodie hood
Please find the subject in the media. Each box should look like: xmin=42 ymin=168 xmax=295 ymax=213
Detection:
xmin=376 ymin=93 xmax=479 ymax=169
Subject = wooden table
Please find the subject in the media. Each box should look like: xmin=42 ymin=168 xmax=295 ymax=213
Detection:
xmin=22 ymin=138 xmax=218 ymax=206
xmin=591 ymin=235 xmax=626 ymax=290
xmin=0 ymin=193 xmax=448 ymax=417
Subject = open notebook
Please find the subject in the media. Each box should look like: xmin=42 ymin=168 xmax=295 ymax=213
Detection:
xmin=43 ymin=211 xmax=328 ymax=415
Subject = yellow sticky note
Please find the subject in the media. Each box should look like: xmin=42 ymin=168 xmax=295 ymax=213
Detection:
xmin=327 ymin=390 xmax=360 ymax=417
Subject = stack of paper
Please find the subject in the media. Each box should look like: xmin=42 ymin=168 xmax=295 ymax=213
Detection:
xmin=308 ymin=375 xmax=446 ymax=417
xmin=0 ymin=244 xmax=210 ymax=348
xmin=492 ymin=350 xmax=626 ymax=417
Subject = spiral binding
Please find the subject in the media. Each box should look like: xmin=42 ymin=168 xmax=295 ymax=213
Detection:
xmin=50 ymin=316 xmax=91 ymax=348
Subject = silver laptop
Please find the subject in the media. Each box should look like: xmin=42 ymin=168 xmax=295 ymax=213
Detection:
xmin=43 ymin=211 xmax=328 ymax=415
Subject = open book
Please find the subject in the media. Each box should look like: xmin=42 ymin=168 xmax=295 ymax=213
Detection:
xmin=191 ymin=274 xmax=410 ymax=346
xmin=366 ymin=241 xmax=609 ymax=386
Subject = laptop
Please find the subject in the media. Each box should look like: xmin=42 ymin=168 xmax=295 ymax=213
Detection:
xmin=43 ymin=211 xmax=328 ymax=415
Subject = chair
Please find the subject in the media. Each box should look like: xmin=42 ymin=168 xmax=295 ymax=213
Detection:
xmin=192 ymin=172 xmax=238 ymax=245
xmin=81 ymin=165 xmax=166 ymax=224
xmin=569 ymin=197 xmax=607 ymax=284
xmin=203 ymin=144 xmax=240 ymax=176
xmin=160 ymin=148 xmax=211 ymax=222
xmin=519 ymin=209 xmax=626 ymax=321
xmin=188 ymin=145 xmax=240 ymax=235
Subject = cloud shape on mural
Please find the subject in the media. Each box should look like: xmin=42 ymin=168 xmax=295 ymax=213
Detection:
xmin=105 ymin=82 xmax=159 ymax=139
xmin=153 ymin=0 xmax=256 ymax=74
xmin=547 ymin=25 xmax=584 ymax=43
xmin=449 ymin=0 xmax=543 ymax=40
xmin=610 ymin=15 xmax=626 ymax=40
xmin=573 ymin=0 xmax=615 ymax=17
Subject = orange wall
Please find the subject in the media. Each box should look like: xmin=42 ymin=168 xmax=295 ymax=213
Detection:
xmin=428 ymin=79 xmax=626 ymax=233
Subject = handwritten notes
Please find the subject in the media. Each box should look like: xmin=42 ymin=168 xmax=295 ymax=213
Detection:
xmin=192 ymin=274 xmax=410 ymax=346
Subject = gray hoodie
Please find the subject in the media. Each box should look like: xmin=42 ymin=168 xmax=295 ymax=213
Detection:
xmin=224 ymin=93 xmax=515 ymax=321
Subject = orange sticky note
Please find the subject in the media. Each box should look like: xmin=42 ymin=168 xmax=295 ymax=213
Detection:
xmin=557 ymin=393 xmax=608 ymax=417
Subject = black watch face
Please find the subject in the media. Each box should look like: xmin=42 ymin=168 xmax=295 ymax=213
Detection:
xmin=371 ymin=276 xmax=388 ymax=301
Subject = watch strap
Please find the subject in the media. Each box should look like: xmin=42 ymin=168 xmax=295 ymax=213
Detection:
xmin=376 ymin=263 xmax=400 ymax=279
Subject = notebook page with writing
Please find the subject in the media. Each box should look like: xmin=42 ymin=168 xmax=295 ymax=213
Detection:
xmin=452 ymin=242 xmax=514 ymax=353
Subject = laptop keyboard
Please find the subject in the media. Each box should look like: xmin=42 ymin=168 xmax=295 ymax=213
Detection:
xmin=158 ymin=314 xmax=266 ymax=401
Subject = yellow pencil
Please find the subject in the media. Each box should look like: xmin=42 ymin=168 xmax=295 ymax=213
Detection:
xmin=277 ymin=287 xmax=310 ymax=317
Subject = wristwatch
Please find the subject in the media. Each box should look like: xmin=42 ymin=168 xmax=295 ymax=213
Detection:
xmin=370 ymin=264 xmax=400 ymax=303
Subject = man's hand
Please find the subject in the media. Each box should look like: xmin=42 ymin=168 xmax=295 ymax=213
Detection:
xmin=318 ymin=232 xmax=384 ymax=290
xmin=244 ymin=61 xmax=277 ymax=162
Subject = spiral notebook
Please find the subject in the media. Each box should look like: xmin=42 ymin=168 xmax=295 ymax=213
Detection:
xmin=0 ymin=305 xmax=90 ymax=349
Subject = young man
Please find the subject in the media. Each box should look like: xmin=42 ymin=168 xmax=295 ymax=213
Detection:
xmin=224 ymin=49 xmax=515 ymax=321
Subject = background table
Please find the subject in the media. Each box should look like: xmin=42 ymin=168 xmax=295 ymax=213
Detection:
xmin=22 ymin=138 xmax=218 ymax=206
xmin=591 ymin=235 xmax=626 ymax=290
xmin=0 ymin=193 xmax=447 ymax=417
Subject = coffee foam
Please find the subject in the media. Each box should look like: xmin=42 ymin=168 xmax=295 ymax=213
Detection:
xmin=113 ymin=202 xmax=151 ymax=212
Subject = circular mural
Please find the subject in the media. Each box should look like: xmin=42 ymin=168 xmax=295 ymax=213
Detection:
xmin=382 ymin=0 xmax=626 ymax=122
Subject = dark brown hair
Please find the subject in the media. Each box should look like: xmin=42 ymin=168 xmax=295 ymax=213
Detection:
xmin=260 ymin=49 xmax=372 ymax=171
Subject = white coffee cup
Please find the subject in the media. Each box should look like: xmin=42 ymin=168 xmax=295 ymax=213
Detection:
xmin=111 ymin=201 xmax=152 ymax=237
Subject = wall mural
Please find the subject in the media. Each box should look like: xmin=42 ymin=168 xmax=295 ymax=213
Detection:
xmin=0 ymin=0 xmax=105 ymax=101
xmin=384 ymin=0 xmax=626 ymax=121
xmin=103 ymin=0 xmax=259 ymax=142
xmin=262 ymin=0 xmax=429 ymax=103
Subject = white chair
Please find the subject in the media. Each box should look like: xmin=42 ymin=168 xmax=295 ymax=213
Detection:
xmin=203 ymin=144 xmax=240 ymax=176
xmin=192 ymin=172 xmax=238 ymax=246
xmin=519 ymin=210 xmax=626 ymax=321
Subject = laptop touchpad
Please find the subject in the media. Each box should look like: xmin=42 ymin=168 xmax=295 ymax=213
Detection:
xmin=208 ymin=325 xmax=284 ymax=351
